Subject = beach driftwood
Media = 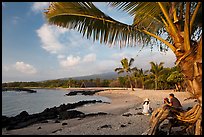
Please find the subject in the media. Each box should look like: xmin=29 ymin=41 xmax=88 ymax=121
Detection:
xmin=147 ymin=104 xmax=202 ymax=135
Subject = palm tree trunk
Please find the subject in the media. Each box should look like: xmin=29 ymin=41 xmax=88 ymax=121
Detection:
xmin=155 ymin=77 xmax=158 ymax=90
xmin=175 ymin=84 xmax=179 ymax=92
xmin=175 ymin=42 xmax=202 ymax=134
xmin=142 ymin=79 xmax=145 ymax=89
xmin=128 ymin=75 xmax=134 ymax=91
xmin=134 ymin=79 xmax=137 ymax=88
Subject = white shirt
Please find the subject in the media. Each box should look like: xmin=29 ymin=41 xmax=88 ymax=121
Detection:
xmin=142 ymin=102 xmax=150 ymax=114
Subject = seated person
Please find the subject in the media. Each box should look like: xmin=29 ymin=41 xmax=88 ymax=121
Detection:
xmin=164 ymin=93 xmax=183 ymax=111
xmin=142 ymin=98 xmax=152 ymax=115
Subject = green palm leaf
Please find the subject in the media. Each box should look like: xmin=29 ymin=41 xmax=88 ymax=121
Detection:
xmin=109 ymin=2 xmax=167 ymax=34
xmin=45 ymin=2 xmax=150 ymax=47
xmin=128 ymin=58 xmax=135 ymax=67
xmin=115 ymin=67 xmax=123 ymax=72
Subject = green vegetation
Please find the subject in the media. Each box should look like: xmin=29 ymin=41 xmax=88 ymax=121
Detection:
xmin=149 ymin=62 xmax=165 ymax=90
xmin=2 ymin=79 xmax=110 ymax=89
xmin=114 ymin=58 xmax=136 ymax=91
xmin=114 ymin=60 xmax=185 ymax=91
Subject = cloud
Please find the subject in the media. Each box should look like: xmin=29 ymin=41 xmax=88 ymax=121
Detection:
xmin=36 ymin=24 xmax=68 ymax=54
xmin=59 ymin=55 xmax=81 ymax=67
xmin=57 ymin=54 xmax=66 ymax=59
xmin=59 ymin=53 xmax=96 ymax=68
xmin=31 ymin=2 xmax=49 ymax=12
xmin=82 ymin=53 xmax=96 ymax=63
xmin=130 ymin=48 xmax=176 ymax=70
xmin=15 ymin=61 xmax=37 ymax=74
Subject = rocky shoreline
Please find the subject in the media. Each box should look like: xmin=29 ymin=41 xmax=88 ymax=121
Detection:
xmin=65 ymin=89 xmax=105 ymax=96
xmin=2 ymin=100 xmax=109 ymax=130
xmin=2 ymin=88 xmax=37 ymax=93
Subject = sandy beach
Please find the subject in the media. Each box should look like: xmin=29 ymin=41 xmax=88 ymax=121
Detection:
xmin=2 ymin=88 xmax=197 ymax=135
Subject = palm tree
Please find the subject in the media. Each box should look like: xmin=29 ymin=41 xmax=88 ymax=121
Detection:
xmin=133 ymin=68 xmax=148 ymax=89
xmin=167 ymin=66 xmax=185 ymax=91
xmin=132 ymin=67 xmax=139 ymax=88
xmin=115 ymin=58 xmax=136 ymax=91
xmin=149 ymin=62 xmax=164 ymax=90
xmin=44 ymin=2 xmax=202 ymax=135
xmin=118 ymin=76 xmax=128 ymax=88
xmin=157 ymin=67 xmax=172 ymax=90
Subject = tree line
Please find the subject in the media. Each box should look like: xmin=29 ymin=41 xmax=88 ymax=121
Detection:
xmin=2 ymin=60 xmax=185 ymax=91
xmin=2 ymin=79 xmax=110 ymax=89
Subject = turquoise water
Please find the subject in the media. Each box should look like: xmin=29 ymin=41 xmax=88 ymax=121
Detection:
xmin=2 ymin=89 xmax=111 ymax=117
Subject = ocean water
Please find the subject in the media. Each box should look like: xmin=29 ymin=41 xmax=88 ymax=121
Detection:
xmin=2 ymin=89 xmax=111 ymax=117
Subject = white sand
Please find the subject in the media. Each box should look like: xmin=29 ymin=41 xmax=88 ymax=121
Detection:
xmin=2 ymin=89 xmax=196 ymax=135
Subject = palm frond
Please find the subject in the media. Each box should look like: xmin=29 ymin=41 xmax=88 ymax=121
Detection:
xmin=109 ymin=2 xmax=166 ymax=34
xmin=115 ymin=67 xmax=123 ymax=72
xmin=109 ymin=2 xmax=141 ymax=16
xmin=121 ymin=58 xmax=129 ymax=69
xmin=128 ymin=58 xmax=135 ymax=67
xmin=159 ymin=62 xmax=164 ymax=67
xmin=45 ymin=2 xmax=150 ymax=48
xmin=149 ymin=61 xmax=156 ymax=69
xmin=144 ymin=70 xmax=149 ymax=74
xmin=109 ymin=2 xmax=202 ymax=46
xmin=131 ymin=67 xmax=138 ymax=72
xmin=117 ymin=69 xmax=125 ymax=74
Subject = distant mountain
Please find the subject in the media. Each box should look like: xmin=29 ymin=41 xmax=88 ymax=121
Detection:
xmin=2 ymin=72 xmax=127 ymax=83
xmin=60 ymin=72 xmax=126 ymax=80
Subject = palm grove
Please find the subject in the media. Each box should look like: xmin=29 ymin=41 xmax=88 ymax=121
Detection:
xmin=44 ymin=2 xmax=202 ymax=135
xmin=114 ymin=58 xmax=185 ymax=91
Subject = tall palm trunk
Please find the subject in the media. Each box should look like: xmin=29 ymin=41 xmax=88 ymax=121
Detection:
xmin=128 ymin=75 xmax=134 ymax=91
xmin=155 ymin=77 xmax=158 ymax=90
xmin=141 ymin=79 xmax=145 ymax=89
xmin=134 ymin=79 xmax=138 ymax=88
xmin=175 ymin=41 xmax=202 ymax=134
xmin=176 ymin=49 xmax=202 ymax=104
xmin=175 ymin=84 xmax=179 ymax=91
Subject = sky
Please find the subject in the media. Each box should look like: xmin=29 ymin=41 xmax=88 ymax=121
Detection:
xmin=2 ymin=2 xmax=177 ymax=82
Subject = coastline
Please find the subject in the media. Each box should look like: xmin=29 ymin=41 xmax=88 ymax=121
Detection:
xmin=2 ymin=88 xmax=197 ymax=135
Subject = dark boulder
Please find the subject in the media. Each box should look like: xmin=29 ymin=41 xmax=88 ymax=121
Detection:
xmin=100 ymin=124 xmax=112 ymax=129
xmin=62 ymin=123 xmax=67 ymax=126
xmin=65 ymin=90 xmax=104 ymax=96
xmin=120 ymin=124 xmax=127 ymax=128
xmin=2 ymin=115 xmax=10 ymax=128
xmin=84 ymin=112 xmax=107 ymax=117
xmin=55 ymin=120 xmax=60 ymax=123
xmin=58 ymin=110 xmax=85 ymax=120
xmin=6 ymin=118 xmax=38 ymax=130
